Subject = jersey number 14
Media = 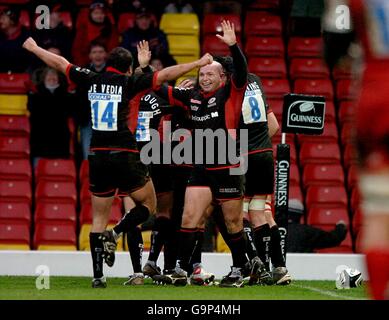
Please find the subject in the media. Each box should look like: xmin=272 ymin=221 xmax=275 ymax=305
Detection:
xmin=91 ymin=101 xmax=118 ymax=131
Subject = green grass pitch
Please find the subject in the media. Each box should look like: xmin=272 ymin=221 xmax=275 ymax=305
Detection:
xmin=0 ymin=276 xmax=368 ymax=300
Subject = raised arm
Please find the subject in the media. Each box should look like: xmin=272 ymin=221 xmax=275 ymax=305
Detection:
xmin=155 ymin=53 xmax=213 ymax=86
xmin=216 ymin=20 xmax=247 ymax=88
xmin=23 ymin=37 xmax=70 ymax=74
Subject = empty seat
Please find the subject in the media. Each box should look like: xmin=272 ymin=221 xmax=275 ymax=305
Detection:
xmin=293 ymin=79 xmax=334 ymax=100
xmin=288 ymin=37 xmax=323 ymax=58
xmin=338 ymin=101 xmax=356 ymax=125
xmin=307 ymin=207 xmax=349 ymax=226
xmin=350 ymin=187 xmax=360 ymax=212
xmin=245 ymin=36 xmax=284 ymax=58
xmin=332 ymin=63 xmax=353 ymax=80
xmin=303 ymin=163 xmax=345 ymax=188
xmin=297 ymin=121 xmax=339 ymax=144
xmin=336 ymin=79 xmax=358 ymax=101
xmin=35 ymin=181 xmax=77 ymax=206
xmin=267 ymin=99 xmax=283 ymax=120
xmin=202 ymin=34 xmax=242 ymax=56
xmin=324 ymin=100 xmax=336 ymax=123
xmin=249 ymin=57 xmax=287 ymax=78
xmin=34 ymin=202 xmax=76 ymax=225
xmin=289 ymin=162 xmax=301 ymax=186
xmin=0 ymin=200 xmax=30 ymax=224
xmin=0 ymin=135 xmax=30 ymax=158
xmin=261 ymin=78 xmax=290 ymax=100
xmin=79 ymin=199 xmax=122 ymax=226
xmin=0 ymin=115 xmax=30 ymax=136
xmin=0 ymin=94 xmax=28 ymax=115
xmin=299 ymin=142 xmax=341 ymax=167
xmin=248 ymin=0 xmax=280 ymax=10
xmin=35 ymin=159 xmax=76 ymax=184
xmin=80 ymin=182 xmax=92 ymax=204
xmin=290 ymin=58 xmax=330 ymax=79
xmin=0 ymin=73 xmax=29 ymax=94
xmin=34 ymin=222 xmax=76 ymax=250
xmin=0 ymin=179 xmax=31 ymax=203
xmin=343 ymin=143 xmax=359 ymax=169
xmin=305 ymin=185 xmax=348 ymax=210
xmin=245 ymin=12 xmax=282 ymax=36
xmin=160 ymin=13 xmax=199 ymax=36
xmin=341 ymin=122 xmax=356 ymax=146
xmin=289 ymin=185 xmax=304 ymax=204
xmin=0 ymin=159 xmax=31 ymax=181
xmin=203 ymin=13 xmax=241 ymax=36
xmin=0 ymin=221 xmax=30 ymax=250
xmin=168 ymin=35 xmax=200 ymax=56
xmin=352 ymin=208 xmax=363 ymax=238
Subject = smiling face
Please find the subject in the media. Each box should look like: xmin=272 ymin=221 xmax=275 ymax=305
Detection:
xmin=198 ymin=61 xmax=224 ymax=93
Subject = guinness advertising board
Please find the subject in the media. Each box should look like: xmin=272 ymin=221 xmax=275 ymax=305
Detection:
xmin=282 ymin=94 xmax=326 ymax=135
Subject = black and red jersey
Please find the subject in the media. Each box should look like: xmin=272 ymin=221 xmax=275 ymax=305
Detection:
xmin=66 ymin=64 xmax=158 ymax=152
xmin=239 ymin=73 xmax=272 ymax=154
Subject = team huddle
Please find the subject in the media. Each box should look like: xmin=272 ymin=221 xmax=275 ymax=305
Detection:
xmin=23 ymin=20 xmax=291 ymax=288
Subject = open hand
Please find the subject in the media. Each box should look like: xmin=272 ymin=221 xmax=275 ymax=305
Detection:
xmin=216 ymin=20 xmax=237 ymax=46
xmin=137 ymin=40 xmax=151 ymax=68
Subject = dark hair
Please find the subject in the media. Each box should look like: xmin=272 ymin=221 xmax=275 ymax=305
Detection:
xmin=106 ymin=47 xmax=133 ymax=72
xmin=1 ymin=5 xmax=21 ymax=24
xmin=213 ymin=55 xmax=234 ymax=75
xmin=89 ymin=40 xmax=107 ymax=53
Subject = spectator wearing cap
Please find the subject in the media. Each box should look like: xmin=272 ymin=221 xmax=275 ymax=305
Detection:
xmin=121 ymin=7 xmax=169 ymax=67
xmin=0 ymin=5 xmax=31 ymax=72
xmin=72 ymin=0 xmax=118 ymax=66
xmin=286 ymin=199 xmax=348 ymax=253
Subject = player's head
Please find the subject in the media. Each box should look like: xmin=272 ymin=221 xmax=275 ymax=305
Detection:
xmin=106 ymin=47 xmax=133 ymax=74
xmin=0 ymin=5 xmax=21 ymax=30
xmin=198 ymin=61 xmax=224 ymax=93
xmin=213 ymin=55 xmax=234 ymax=84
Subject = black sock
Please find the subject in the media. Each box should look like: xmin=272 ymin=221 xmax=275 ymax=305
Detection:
xmin=163 ymin=228 xmax=179 ymax=271
xmin=228 ymin=230 xmax=249 ymax=269
xmin=243 ymin=218 xmax=258 ymax=261
xmin=148 ymin=216 xmax=171 ymax=262
xmin=113 ymin=204 xmax=150 ymax=235
xmin=253 ymin=223 xmax=271 ymax=271
xmin=189 ymin=228 xmax=204 ymax=272
xmin=176 ymin=228 xmax=198 ymax=273
xmin=270 ymin=225 xmax=286 ymax=268
xmin=89 ymin=232 xmax=104 ymax=279
xmin=126 ymin=226 xmax=144 ymax=273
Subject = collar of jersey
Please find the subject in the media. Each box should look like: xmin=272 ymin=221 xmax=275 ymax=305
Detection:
xmin=200 ymin=83 xmax=225 ymax=98
xmin=106 ymin=66 xmax=124 ymax=74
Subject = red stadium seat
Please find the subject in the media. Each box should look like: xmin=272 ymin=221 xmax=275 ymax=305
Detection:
xmin=79 ymin=159 xmax=89 ymax=186
xmin=305 ymin=185 xmax=348 ymax=210
xmin=79 ymin=199 xmax=122 ymax=226
xmin=59 ymin=11 xmax=73 ymax=29
xmin=0 ymin=158 xmax=31 ymax=181
xmin=324 ymin=100 xmax=336 ymax=123
xmin=80 ymin=182 xmax=92 ymax=204
xmin=245 ymin=12 xmax=282 ymax=36
xmin=288 ymin=37 xmax=323 ymax=58
xmin=347 ymin=165 xmax=358 ymax=191
xmin=35 ymin=159 xmax=77 ymax=184
xmin=290 ymin=58 xmax=330 ymax=79
xmin=343 ymin=143 xmax=359 ymax=169
xmin=293 ymin=79 xmax=334 ymax=100
xmin=297 ymin=121 xmax=339 ymax=144
xmin=340 ymin=122 xmax=356 ymax=146
xmin=19 ymin=10 xmax=30 ymax=28
xmin=0 ymin=73 xmax=30 ymax=94
xmin=352 ymin=208 xmax=363 ymax=238
xmin=35 ymin=181 xmax=77 ymax=206
xmin=332 ymin=63 xmax=353 ymax=80
xmin=248 ymin=0 xmax=280 ymax=10
xmin=0 ymin=135 xmax=30 ymax=159
xmin=245 ymin=36 xmax=284 ymax=58
xmin=289 ymin=185 xmax=304 ymax=204
xmin=202 ymin=34 xmax=242 ymax=55
xmin=0 ymin=221 xmax=30 ymax=247
xmin=0 ymin=200 xmax=30 ymax=224
xmin=0 ymin=115 xmax=30 ymax=135
xmin=307 ymin=207 xmax=349 ymax=226
xmin=248 ymin=57 xmax=287 ymax=78
xmin=0 ymin=179 xmax=31 ymax=203
xmin=261 ymin=78 xmax=290 ymax=100
xmin=336 ymin=79 xmax=358 ymax=101
xmin=289 ymin=162 xmax=300 ymax=186
xmin=34 ymin=222 xmax=76 ymax=249
xmin=118 ymin=12 xmax=136 ymax=33
xmin=299 ymin=142 xmax=341 ymax=167
xmin=302 ymin=163 xmax=345 ymax=189
xmin=338 ymin=101 xmax=356 ymax=125
xmin=34 ymin=202 xmax=76 ymax=225
xmin=350 ymin=187 xmax=360 ymax=212
xmin=203 ymin=14 xmax=241 ymax=36
xmin=315 ymin=230 xmax=353 ymax=253
xmin=267 ymin=99 xmax=283 ymax=121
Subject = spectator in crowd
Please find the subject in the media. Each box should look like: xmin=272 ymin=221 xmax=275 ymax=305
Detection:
xmin=72 ymin=0 xmax=118 ymax=66
xmin=32 ymin=4 xmax=73 ymax=60
xmin=164 ymin=0 xmax=194 ymax=13
xmin=74 ymin=41 xmax=108 ymax=160
xmin=31 ymin=46 xmax=62 ymax=84
xmin=0 ymin=5 xmax=31 ymax=72
xmin=121 ymin=7 xmax=169 ymax=67
xmin=110 ymin=0 xmax=153 ymax=21
xmin=286 ymin=199 xmax=348 ymax=253
xmin=28 ymin=67 xmax=72 ymax=167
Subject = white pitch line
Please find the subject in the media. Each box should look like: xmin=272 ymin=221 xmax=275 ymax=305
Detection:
xmin=291 ymin=283 xmax=367 ymax=300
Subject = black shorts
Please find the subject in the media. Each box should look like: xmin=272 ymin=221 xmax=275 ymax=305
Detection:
xmin=187 ymin=165 xmax=244 ymax=201
xmin=245 ymin=150 xmax=274 ymax=198
xmin=149 ymin=164 xmax=174 ymax=194
xmin=88 ymin=150 xmax=149 ymax=197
